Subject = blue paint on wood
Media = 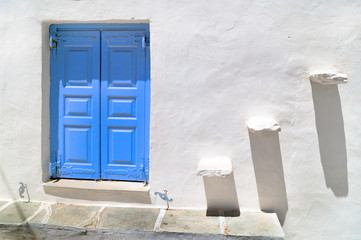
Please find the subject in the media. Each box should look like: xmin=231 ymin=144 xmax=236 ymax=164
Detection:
xmin=50 ymin=24 xmax=150 ymax=181
xmin=56 ymin=31 xmax=101 ymax=179
xmin=50 ymin=27 xmax=59 ymax=178
xmin=100 ymin=31 xmax=147 ymax=181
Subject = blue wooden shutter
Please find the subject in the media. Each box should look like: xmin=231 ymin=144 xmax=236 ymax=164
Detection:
xmin=55 ymin=31 xmax=101 ymax=179
xmin=100 ymin=31 xmax=147 ymax=181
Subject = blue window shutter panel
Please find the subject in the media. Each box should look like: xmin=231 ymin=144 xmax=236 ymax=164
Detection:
xmin=49 ymin=25 xmax=59 ymax=178
xmin=55 ymin=31 xmax=101 ymax=179
xmin=100 ymin=31 xmax=147 ymax=181
xmin=50 ymin=25 xmax=150 ymax=181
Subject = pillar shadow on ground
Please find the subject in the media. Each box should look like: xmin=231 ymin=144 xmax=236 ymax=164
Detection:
xmin=311 ymin=81 xmax=348 ymax=197
xmin=249 ymin=130 xmax=288 ymax=225
xmin=202 ymin=173 xmax=240 ymax=216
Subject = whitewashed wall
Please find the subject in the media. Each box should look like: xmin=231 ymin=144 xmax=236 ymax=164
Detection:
xmin=1 ymin=0 xmax=361 ymax=239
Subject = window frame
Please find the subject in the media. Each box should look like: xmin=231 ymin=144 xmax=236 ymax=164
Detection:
xmin=49 ymin=23 xmax=151 ymax=182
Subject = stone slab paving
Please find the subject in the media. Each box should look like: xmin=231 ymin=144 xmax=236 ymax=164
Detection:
xmin=29 ymin=209 xmax=46 ymax=224
xmin=99 ymin=207 xmax=159 ymax=231
xmin=0 ymin=223 xmax=283 ymax=240
xmin=225 ymin=212 xmax=284 ymax=237
xmin=0 ymin=201 xmax=284 ymax=239
xmin=33 ymin=203 xmax=101 ymax=228
xmin=0 ymin=202 xmax=41 ymax=223
xmin=161 ymin=209 xmax=220 ymax=235
xmin=0 ymin=201 xmax=7 ymax=207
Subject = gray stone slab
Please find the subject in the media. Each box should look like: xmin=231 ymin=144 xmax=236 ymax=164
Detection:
xmin=44 ymin=203 xmax=101 ymax=228
xmin=161 ymin=209 xmax=220 ymax=235
xmin=0 ymin=201 xmax=8 ymax=207
xmin=225 ymin=212 xmax=284 ymax=237
xmin=29 ymin=209 xmax=47 ymax=224
xmin=0 ymin=202 xmax=41 ymax=223
xmin=0 ymin=223 xmax=283 ymax=240
xmin=99 ymin=207 xmax=159 ymax=231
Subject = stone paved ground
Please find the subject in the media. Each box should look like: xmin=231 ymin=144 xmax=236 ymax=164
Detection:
xmin=0 ymin=200 xmax=284 ymax=240
xmin=0 ymin=224 xmax=284 ymax=240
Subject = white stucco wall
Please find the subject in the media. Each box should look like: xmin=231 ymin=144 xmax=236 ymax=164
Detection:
xmin=1 ymin=0 xmax=361 ymax=239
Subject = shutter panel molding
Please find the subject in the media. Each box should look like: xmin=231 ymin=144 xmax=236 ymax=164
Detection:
xmin=100 ymin=31 xmax=147 ymax=181
xmin=50 ymin=24 xmax=150 ymax=182
xmin=54 ymin=31 xmax=101 ymax=180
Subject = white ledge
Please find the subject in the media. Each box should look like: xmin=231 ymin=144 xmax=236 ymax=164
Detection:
xmin=43 ymin=179 xmax=149 ymax=192
xmin=309 ymin=73 xmax=348 ymax=84
xmin=247 ymin=117 xmax=281 ymax=133
xmin=197 ymin=158 xmax=233 ymax=177
xmin=43 ymin=179 xmax=150 ymax=204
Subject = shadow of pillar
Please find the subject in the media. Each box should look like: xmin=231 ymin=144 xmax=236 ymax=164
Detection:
xmin=249 ymin=130 xmax=288 ymax=225
xmin=311 ymin=81 xmax=348 ymax=197
xmin=202 ymin=173 xmax=240 ymax=216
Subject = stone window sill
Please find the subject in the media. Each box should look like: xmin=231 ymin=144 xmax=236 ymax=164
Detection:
xmin=43 ymin=179 xmax=150 ymax=204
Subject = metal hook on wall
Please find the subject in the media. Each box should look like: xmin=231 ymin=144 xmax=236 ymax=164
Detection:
xmin=154 ymin=189 xmax=173 ymax=210
xmin=19 ymin=182 xmax=30 ymax=203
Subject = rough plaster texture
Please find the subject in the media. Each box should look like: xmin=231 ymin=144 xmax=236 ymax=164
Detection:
xmin=309 ymin=73 xmax=348 ymax=84
xmin=197 ymin=158 xmax=233 ymax=177
xmin=1 ymin=0 xmax=361 ymax=239
xmin=247 ymin=117 xmax=281 ymax=133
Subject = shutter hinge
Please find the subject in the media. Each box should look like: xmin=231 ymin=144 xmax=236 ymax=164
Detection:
xmin=142 ymin=36 xmax=146 ymax=48
xmin=49 ymin=150 xmax=58 ymax=177
xmin=142 ymin=35 xmax=149 ymax=49
xmin=143 ymin=155 xmax=149 ymax=184
xmin=56 ymin=151 xmax=61 ymax=177
xmin=50 ymin=35 xmax=57 ymax=49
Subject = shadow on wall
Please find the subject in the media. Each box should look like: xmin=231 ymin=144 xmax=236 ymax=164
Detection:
xmin=41 ymin=22 xmax=51 ymax=183
xmin=311 ymin=81 xmax=348 ymax=197
xmin=202 ymin=174 xmax=240 ymax=216
xmin=249 ymin=131 xmax=288 ymax=225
